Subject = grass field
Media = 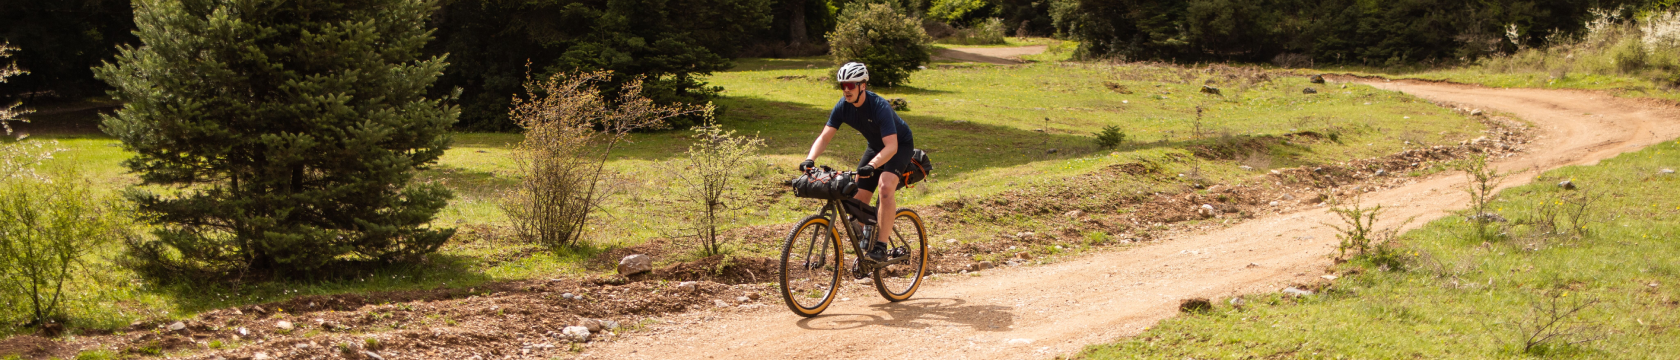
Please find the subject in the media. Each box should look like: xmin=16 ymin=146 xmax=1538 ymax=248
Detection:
xmin=0 ymin=55 xmax=1488 ymax=337
xmin=1078 ymin=140 xmax=1680 ymax=359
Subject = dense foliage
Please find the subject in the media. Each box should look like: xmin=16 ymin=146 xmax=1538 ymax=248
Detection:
xmin=97 ymin=0 xmax=458 ymax=275
xmin=0 ymin=0 xmax=136 ymax=100
xmin=428 ymin=0 xmax=773 ymax=130
xmin=830 ymin=3 xmax=935 ymax=87
xmin=1050 ymin=0 xmax=1655 ymax=65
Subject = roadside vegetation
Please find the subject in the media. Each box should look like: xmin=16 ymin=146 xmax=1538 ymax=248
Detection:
xmin=1390 ymin=8 xmax=1680 ymax=102
xmin=1080 ymin=138 xmax=1680 ymax=358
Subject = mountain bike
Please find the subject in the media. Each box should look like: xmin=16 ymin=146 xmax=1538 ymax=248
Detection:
xmin=777 ymin=178 xmax=929 ymax=317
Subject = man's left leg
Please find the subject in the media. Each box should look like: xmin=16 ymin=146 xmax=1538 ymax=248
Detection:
xmin=872 ymin=172 xmax=899 ymax=258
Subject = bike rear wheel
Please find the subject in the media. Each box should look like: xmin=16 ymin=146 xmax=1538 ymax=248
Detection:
xmin=872 ymin=208 xmax=929 ymax=302
xmin=779 ymin=215 xmax=844 ymax=317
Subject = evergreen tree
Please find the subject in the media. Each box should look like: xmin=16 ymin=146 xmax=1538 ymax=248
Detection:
xmin=96 ymin=0 xmax=457 ymax=274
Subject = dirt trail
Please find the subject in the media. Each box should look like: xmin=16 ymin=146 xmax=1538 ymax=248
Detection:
xmin=933 ymin=46 xmax=1048 ymax=64
xmin=578 ymin=80 xmax=1680 ymax=359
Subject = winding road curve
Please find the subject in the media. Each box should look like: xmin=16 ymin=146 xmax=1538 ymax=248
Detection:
xmin=581 ymin=79 xmax=1680 ymax=359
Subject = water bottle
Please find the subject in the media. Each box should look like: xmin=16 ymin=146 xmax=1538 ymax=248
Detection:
xmin=858 ymin=226 xmax=873 ymax=251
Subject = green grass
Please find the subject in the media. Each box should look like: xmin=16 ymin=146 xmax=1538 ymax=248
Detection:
xmin=0 ymin=59 xmax=1487 ymax=337
xmin=1079 ymin=139 xmax=1680 ymax=359
xmin=1336 ymin=65 xmax=1680 ymax=103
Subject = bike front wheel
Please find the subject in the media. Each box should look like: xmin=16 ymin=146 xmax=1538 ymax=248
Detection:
xmin=872 ymin=208 xmax=929 ymax=302
xmin=779 ymin=215 xmax=844 ymax=317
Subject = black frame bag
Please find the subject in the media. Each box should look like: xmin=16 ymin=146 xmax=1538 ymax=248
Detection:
xmin=901 ymin=149 xmax=932 ymax=188
xmin=791 ymin=166 xmax=858 ymax=200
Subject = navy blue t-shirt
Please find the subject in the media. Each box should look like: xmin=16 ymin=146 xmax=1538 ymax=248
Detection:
xmin=825 ymin=91 xmax=913 ymax=150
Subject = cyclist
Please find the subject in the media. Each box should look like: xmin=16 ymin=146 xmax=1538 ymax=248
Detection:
xmin=798 ymin=61 xmax=915 ymax=265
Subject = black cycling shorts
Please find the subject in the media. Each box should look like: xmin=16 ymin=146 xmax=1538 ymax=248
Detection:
xmin=857 ymin=145 xmax=914 ymax=192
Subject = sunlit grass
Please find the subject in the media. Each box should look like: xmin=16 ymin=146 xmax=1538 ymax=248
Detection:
xmin=1080 ymin=139 xmax=1680 ymax=359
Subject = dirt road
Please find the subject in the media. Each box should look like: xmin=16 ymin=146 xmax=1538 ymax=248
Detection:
xmin=932 ymin=46 xmax=1048 ymax=64
xmin=578 ymin=81 xmax=1680 ymax=359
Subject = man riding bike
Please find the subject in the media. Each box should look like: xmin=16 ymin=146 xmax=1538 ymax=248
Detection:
xmin=798 ymin=62 xmax=915 ymax=268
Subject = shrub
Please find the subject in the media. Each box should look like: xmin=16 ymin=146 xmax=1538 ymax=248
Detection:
xmin=1611 ymin=38 xmax=1649 ymax=73
xmin=0 ymin=159 xmax=129 ymax=327
xmin=927 ymin=0 xmax=998 ymax=26
xmin=664 ymin=117 xmax=765 ymax=256
xmin=829 ymin=3 xmax=935 ymax=87
xmin=1094 ymin=125 xmax=1126 ymax=148
xmin=503 ymin=71 xmax=703 ymax=251
xmin=97 ymin=0 xmax=458 ymax=275
xmin=940 ymin=18 xmax=1008 ymax=45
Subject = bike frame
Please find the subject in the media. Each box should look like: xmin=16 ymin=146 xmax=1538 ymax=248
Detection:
xmin=811 ymin=198 xmax=912 ymax=274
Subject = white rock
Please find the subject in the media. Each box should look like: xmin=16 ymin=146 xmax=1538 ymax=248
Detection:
xmin=1239 ymin=165 xmax=1254 ymax=171
xmin=362 ymin=351 xmax=386 ymax=360
xmin=618 ymin=254 xmax=653 ymax=275
xmin=736 ymin=296 xmax=752 ymax=303
xmin=580 ymin=319 xmax=602 ymax=332
xmin=676 ymin=281 xmax=698 ymax=293
xmin=253 ymin=353 xmax=271 ymax=360
xmin=1064 ymin=210 xmax=1083 ymax=218
xmin=561 ymin=326 xmax=591 ymax=342
xmin=1661 ymin=168 xmax=1675 ymax=175
xmin=562 ymin=293 xmax=576 ymax=300
xmin=1321 ymin=275 xmax=1338 ymax=280
xmin=1007 ymin=338 xmax=1034 ymax=344
xmin=1268 ymin=201 xmax=1279 ymax=206
xmin=237 ymin=327 xmax=249 ymax=336
xmin=714 ymin=299 xmax=730 ymax=308
xmin=1282 ymin=287 xmax=1314 ymax=297
xmin=601 ymin=320 xmax=620 ymax=330
xmin=167 ymin=321 xmax=185 ymax=331
xmin=275 ymin=320 xmax=293 ymax=331
xmin=1228 ymin=297 xmax=1246 ymax=307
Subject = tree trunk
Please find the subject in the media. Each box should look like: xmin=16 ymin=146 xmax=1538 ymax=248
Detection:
xmin=789 ymin=0 xmax=808 ymax=45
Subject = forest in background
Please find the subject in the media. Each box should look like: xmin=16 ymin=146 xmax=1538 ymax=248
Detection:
xmin=1 ymin=0 xmax=1673 ymax=129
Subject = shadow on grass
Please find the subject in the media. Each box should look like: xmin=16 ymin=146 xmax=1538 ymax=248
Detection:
xmin=610 ymin=96 xmax=1204 ymax=177
xmin=417 ymin=164 xmax=516 ymax=198
xmin=122 ymin=236 xmax=625 ymax=325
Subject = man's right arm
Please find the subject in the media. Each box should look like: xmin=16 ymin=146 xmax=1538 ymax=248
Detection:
xmin=805 ymin=126 xmax=839 ymax=163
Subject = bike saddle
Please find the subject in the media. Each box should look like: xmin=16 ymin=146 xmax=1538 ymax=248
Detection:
xmin=841 ymin=197 xmax=878 ymax=225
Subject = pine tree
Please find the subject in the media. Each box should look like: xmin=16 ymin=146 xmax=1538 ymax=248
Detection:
xmin=96 ymin=0 xmax=458 ymax=274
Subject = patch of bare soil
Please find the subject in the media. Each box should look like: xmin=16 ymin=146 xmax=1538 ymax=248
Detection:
xmin=0 ymin=336 xmax=72 ymax=360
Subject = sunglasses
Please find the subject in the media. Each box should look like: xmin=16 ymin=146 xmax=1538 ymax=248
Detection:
xmin=840 ymin=82 xmax=862 ymax=91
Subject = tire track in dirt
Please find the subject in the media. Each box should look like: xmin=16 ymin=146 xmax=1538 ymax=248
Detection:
xmin=576 ymin=80 xmax=1680 ymax=359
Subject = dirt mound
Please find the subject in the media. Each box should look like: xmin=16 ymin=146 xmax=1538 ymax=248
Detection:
xmin=643 ymin=254 xmax=779 ymax=285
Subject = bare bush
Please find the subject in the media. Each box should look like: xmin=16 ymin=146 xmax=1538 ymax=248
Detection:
xmin=502 ymin=71 xmax=703 ymax=251
xmin=663 ymin=116 xmax=765 ymax=256
xmin=0 ymin=165 xmax=130 ymax=327
xmin=1 ymin=42 xmax=30 ymax=137
xmin=1527 ymin=187 xmax=1595 ymax=238
xmin=1489 ymin=290 xmax=1606 ymax=355
xmin=1325 ymin=194 xmax=1411 ymax=267
xmin=1457 ymin=154 xmax=1505 ymax=240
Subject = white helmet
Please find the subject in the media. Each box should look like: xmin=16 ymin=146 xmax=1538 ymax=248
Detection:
xmin=837 ymin=62 xmax=869 ymax=83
